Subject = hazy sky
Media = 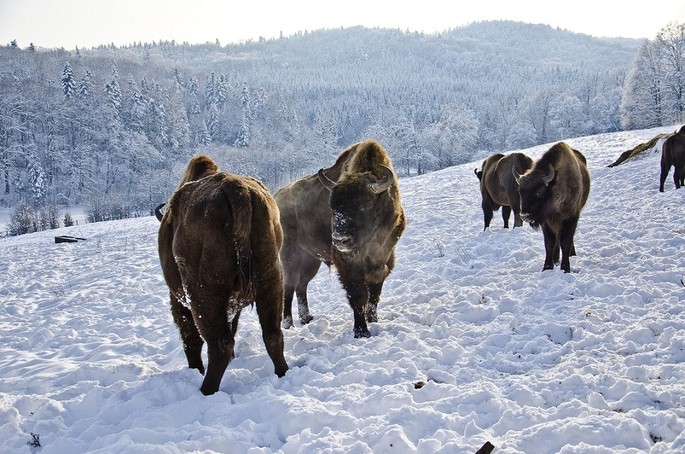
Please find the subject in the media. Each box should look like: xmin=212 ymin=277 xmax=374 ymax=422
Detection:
xmin=1 ymin=0 xmax=684 ymax=50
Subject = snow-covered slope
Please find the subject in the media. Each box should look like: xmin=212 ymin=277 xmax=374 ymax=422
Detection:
xmin=1 ymin=126 xmax=684 ymax=453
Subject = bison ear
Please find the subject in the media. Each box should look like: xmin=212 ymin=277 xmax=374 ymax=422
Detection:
xmin=317 ymin=169 xmax=337 ymax=191
xmin=543 ymin=164 xmax=556 ymax=186
xmin=475 ymin=168 xmax=483 ymax=180
xmin=370 ymin=165 xmax=395 ymax=194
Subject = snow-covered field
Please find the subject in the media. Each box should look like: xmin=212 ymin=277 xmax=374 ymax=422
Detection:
xmin=1 ymin=126 xmax=684 ymax=453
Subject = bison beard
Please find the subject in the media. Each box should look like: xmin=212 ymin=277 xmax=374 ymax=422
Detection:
xmin=516 ymin=142 xmax=590 ymax=273
xmin=275 ymin=140 xmax=406 ymax=338
xmin=158 ymin=156 xmax=288 ymax=395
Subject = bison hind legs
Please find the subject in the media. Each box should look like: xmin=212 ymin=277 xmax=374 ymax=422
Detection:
xmin=365 ymin=302 xmax=378 ymax=323
xmin=298 ymin=300 xmax=314 ymax=325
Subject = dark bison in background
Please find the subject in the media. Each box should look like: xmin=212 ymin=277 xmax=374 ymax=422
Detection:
xmin=475 ymin=152 xmax=534 ymax=230
xmin=515 ymin=142 xmax=590 ymax=273
xmin=660 ymin=125 xmax=685 ymax=192
xmin=275 ymin=139 xmax=406 ymax=338
xmin=158 ymin=155 xmax=288 ymax=395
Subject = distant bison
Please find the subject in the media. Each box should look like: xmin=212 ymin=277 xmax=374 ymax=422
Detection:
xmin=475 ymin=152 xmax=534 ymax=230
xmin=158 ymin=155 xmax=288 ymax=395
xmin=515 ymin=142 xmax=590 ymax=273
xmin=275 ymin=139 xmax=406 ymax=338
xmin=659 ymin=125 xmax=685 ymax=192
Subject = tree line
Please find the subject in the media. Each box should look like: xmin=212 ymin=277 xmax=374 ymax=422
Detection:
xmin=0 ymin=21 xmax=682 ymax=236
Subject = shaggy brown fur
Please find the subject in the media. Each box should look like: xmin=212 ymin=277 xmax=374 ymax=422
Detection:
xmin=660 ymin=125 xmax=685 ymax=192
xmin=517 ymin=142 xmax=590 ymax=273
xmin=155 ymin=154 xmax=220 ymax=221
xmin=158 ymin=157 xmax=288 ymax=395
xmin=275 ymin=139 xmax=406 ymax=338
xmin=475 ymin=152 xmax=534 ymax=230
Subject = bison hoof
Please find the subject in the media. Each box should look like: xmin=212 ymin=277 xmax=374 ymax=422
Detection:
xmin=354 ymin=328 xmax=371 ymax=338
xmin=282 ymin=316 xmax=294 ymax=329
xmin=300 ymin=314 xmax=314 ymax=325
xmin=200 ymin=385 xmax=218 ymax=396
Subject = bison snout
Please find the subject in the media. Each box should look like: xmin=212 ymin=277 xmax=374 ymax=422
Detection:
xmin=332 ymin=231 xmax=354 ymax=252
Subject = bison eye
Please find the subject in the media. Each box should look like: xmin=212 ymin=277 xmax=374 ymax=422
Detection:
xmin=536 ymin=188 xmax=546 ymax=198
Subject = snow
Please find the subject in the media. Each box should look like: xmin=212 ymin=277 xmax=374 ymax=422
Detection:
xmin=1 ymin=126 xmax=684 ymax=453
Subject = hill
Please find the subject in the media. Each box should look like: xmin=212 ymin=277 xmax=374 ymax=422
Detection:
xmin=1 ymin=126 xmax=684 ymax=452
xmin=0 ymin=21 xmax=643 ymax=211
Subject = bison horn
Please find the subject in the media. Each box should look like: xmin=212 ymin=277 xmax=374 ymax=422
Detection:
xmin=543 ymin=164 xmax=556 ymax=186
xmin=370 ymin=165 xmax=395 ymax=194
xmin=154 ymin=203 xmax=166 ymax=222
xmin=317 ymin=169 xmax=337 ymax=191
xmin=512 ymin=167 xmax=522 ymax=184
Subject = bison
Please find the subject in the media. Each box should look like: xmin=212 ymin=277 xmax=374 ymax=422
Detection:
xmin=515 ymin=142 xmax=590 ymax=273
xmin=659 ymin=125 xmax=685 ymax=192
xmin=275 ymin=139 xmax=406 ymax=338
xmin=158 ymin=155 xmax=288 ymax=395
xmin=475 ymin=152 xmax=534 ymax=230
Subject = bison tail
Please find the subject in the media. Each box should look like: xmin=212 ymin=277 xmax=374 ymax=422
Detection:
xmin=225 ymin=185 xmax=255 ymax=297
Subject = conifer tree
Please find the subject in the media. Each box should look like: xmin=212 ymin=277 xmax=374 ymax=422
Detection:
xmin=61 ymin=62 xmax=76 ymax=100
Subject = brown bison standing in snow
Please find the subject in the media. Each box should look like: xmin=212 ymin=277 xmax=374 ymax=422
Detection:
xmin=275 ymin=139 xmax=406 ymax=338
xmin=515 ymin=142 xmax=590 ymax=273
xmin=158 ymin=155 xmax=288 ymax=395
xmin=660 ymin=125 xmax=685 ymax=192
xmin=475 ymin=152 xmax=534 ymax=230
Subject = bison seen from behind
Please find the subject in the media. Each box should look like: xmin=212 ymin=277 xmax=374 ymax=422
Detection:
xmin=660 ymin=125 xmax=685 ymax=192
xmin=158 ymin=155 xmax=288 ymax=395
xmin=275 ymin=139 xmax=406 ymax=338
xmin=515 ymin=142 xmax=590 ymax=273
xmin=475 ymin=152 xmax=534 ymax=230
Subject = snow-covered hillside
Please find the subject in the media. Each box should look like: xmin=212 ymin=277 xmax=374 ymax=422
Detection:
xmin=1 ymin=126 xmax=684 ymax=453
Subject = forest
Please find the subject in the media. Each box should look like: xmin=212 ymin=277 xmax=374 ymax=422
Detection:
xmin=0 ymin=20 xmax=683 ymax=235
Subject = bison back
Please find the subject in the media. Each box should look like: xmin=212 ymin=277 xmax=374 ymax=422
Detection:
xmin=161 ymin=173 xmax=281 ymax=300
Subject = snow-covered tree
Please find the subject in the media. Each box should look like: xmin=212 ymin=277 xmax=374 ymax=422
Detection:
xmin=621 ymin=41 xmax=665 ymax=129
xmin=61 ymin=62 xmax=76 ymax=99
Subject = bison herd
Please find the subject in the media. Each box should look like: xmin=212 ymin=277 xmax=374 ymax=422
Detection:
xmin=156 ymin=128 xmax=682 ymax=394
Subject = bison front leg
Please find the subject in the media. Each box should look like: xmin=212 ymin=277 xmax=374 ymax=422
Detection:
xmin=511 ymin=195 xmax=524 ymax=228
xmin=559 ymin=219 xmax=579 ymax=273
xmin=366 ymin=281 xmax=384 ymax=323
xmin=169 ymin=292 xmax=205 ymax=374
xmin=341 ymin=278 xmax=371 ymax=338
xmin=541 ymin=224 xmax=557 ymax=271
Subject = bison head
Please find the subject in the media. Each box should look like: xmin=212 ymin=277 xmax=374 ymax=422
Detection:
xmin=515 ymin=164 xmax=556 ymax=229
xmin=318 ymin=165 xmax=394 ymax=253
